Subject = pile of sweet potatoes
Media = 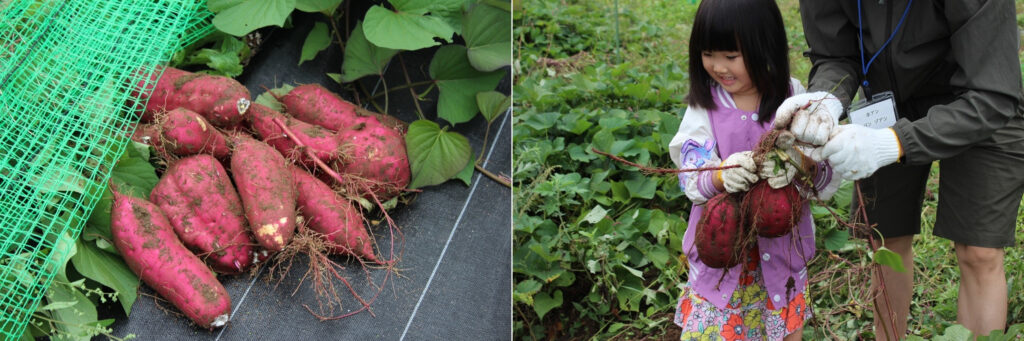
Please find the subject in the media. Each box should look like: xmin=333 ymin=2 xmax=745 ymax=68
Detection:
xmin=115 ymin=66 xmax=409 ymax=328
xmin=694 ymin=131 xmax=806 ymax=269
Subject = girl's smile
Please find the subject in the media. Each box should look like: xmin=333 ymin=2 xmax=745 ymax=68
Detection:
xmin=701 ymin=50 xmax=756 ymax=98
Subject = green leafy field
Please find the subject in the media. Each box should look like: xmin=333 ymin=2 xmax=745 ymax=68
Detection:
xmin=513 ymin=0 xmax=1024 ymax=339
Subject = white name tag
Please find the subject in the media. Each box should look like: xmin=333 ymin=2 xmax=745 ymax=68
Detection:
xmin=849 ymin=91 xmax=897 ymax=128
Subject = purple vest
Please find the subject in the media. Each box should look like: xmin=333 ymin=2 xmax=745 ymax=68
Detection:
xmin=682 ymin=86 xmax=816 ymax=310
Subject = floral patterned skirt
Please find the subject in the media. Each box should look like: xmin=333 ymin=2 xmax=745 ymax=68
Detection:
xmin=674 ymin=249 xmax=811 ymax=341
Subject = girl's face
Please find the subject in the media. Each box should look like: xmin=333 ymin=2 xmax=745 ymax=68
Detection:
xmin=701 ymin=50 xmax=757 ymax=98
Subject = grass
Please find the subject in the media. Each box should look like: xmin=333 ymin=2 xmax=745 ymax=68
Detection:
xmin=514 ymin=0 xmax=1024 ymax=339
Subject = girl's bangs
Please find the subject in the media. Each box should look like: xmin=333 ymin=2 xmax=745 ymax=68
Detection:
xmin=692 ymin=8 xmax=739 ymax=52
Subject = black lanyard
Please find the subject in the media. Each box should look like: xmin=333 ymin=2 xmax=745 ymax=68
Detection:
xmin=858 ymin=0 xmax=914 ymax=97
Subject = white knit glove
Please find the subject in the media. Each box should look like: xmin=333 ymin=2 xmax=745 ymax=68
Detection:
xmin=773 ymin=91 xmax=843 ymax=149
xmin=720 ymin=151 xmax=758 ymax=193
xmin=759 ymin=149 xmax=800 ymax=189
xmin=821 ymin=125 xmax=902 ymax=180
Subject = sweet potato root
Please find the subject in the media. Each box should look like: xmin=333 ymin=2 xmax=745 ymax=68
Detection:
xmin=334 ymin=122 xmax=410 ymax=200
xmin=130 ymin=123 xmax=162 ymax=148
xmin=246 ymin=103 xmax=343 ymax=166
xmin=229 ymin=134 xmax=297 ymax=252
xmin=695 ymin=193 xmax=746 ymax=269
xmin=278 ymin=84 xmax=369 ymax=132
xmin=135 ymin=66 xmax=250 ymax=127
xmin=150 ymin=155 xmax=255 ymax=274
xmin=289 ymin=165 xmax=379 ymax=263
xmin=158 ymin=108 xmax=231 ymax=159
xmin=109 ymin=185 xmax=231 ymax=329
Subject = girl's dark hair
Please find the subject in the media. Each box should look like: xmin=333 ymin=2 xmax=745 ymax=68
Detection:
xmin=686 ymin=0 xmax=790 ymax=124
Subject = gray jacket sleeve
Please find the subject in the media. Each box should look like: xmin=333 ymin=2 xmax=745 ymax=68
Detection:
xmin=893 ymin=0 xmax=1022 ymax=164
xmin=798 ymin=1 xmax=862 ymax=108
xmin=799 ymin=0 xmax=1023 ymax=165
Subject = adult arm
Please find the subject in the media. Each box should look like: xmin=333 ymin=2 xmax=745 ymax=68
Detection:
xmin=892 ymin=0 xmax=1022 ymax=164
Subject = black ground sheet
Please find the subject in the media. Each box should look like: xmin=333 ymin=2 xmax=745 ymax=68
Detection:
xmin=107 ymin=8 xmax=512 ymax=340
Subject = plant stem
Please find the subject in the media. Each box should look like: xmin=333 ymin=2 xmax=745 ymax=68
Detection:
xmin=477 ymin=123 xmax=492 ymax=163
xmin=328 ymin=8 xmax=345 ymax=55
xmin=367 ymin=80 xmax=435 ymax=99
xmin=592 ymin=148 xmax=740 ymax=174
xmin=476 ymin=163 xmax=510 ymax=188
xmin=398 ymin=54 xmax=426 ymax=121
xmin=381 ymin=75 xmax=389 ymax=115
xmin=855 ymin=182 xmax=899 ymax=341
xmin=357 ymin=81 xmax=387 ymax=113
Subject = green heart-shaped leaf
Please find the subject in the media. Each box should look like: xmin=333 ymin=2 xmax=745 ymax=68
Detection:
xmin=405 ymin=119 xmax=471 ymax=188
xmin=463 ymin=2 xmax=511 ymax=71
xmin=933 ymin=325 xmax=972 ymax=341
xmin=341 ymin=21 xmax=398 ymax=82
xmin=872 ymin=246 xmax=906 ymax=272
xmin=475 ymin=91 xmax=509 ymax=123
xmin=299 ymin=21 xmax=331 ymax=65
xmin=362 ymin=5 xmax=455 ymax=50
xmin=455 ymin=155 xmax=475 ymax=186
xmin=533 ymin=290 xmax=563 ymax=320
xmin=822 ymin=227 xmax=849 ymax=251
xmin=430 ymin=45 xmax=506 ymax=125
xmin=433 ymin=0 xmax=473 ymax=36
xmin=210 ymin=0 xmax=296 ymax=37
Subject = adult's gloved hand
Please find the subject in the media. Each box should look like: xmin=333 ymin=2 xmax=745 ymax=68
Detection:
xmin=772 ymin=91 xmax=843 ymax=150
xmin=821 ymin=124 xmax=902 ymax=180
xmin=720 ymin=151 xmax=758 ymax=193
xmin=759 ymin=148 xmax=800 ymax=189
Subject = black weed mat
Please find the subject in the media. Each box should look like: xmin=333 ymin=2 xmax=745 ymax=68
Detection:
xmin=106 ymin=8 xmax=512 ymax=341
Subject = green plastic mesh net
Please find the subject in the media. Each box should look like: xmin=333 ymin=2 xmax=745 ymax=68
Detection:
xmin=0 ymin=1 xmax=214 ymax=338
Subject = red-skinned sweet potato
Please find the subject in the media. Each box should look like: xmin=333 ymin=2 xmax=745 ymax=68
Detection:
xmin=135 ymin=66 xmax=250 ymax=127
xmin=278 ymin=84 xmax=369 ymax=132
xmin=246 ymin=103 xmax=343 ymax=166
xmin=695 ymin=193 xmax=745 ymax=269
xmin=229 ymin=134 xmax=297 ymax=252
xmin=150 ymin=155 xmax=255 ymax=274
xmin=109 ymin=185 xmax=231 ymax=329
xmin=278 ymin=84 xmax=407 ymax=130
xmin=158 ymin=108 xmax=231 ymax=159
xmin=744 ymin=181 xmax=802 ymax=238
xmin=130 ymin=123 xmax=162 ymax=148
xmin=289 ymin=165 xmax=379 ymax=263
xmin=332 ymin=122 xmax=410 ymax=200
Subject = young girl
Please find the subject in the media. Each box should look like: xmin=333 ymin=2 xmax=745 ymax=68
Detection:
xmin=667 ymin=0 xmax=841 ymax=339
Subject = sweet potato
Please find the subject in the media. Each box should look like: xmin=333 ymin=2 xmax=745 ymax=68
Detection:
xmin=135 ymin=66 xmax=250 ymax=127
xmin=334 ymin=122 xmax=410 ymax=200
xmin=229 ymin=134 xmax=297 ymax=252
xmin=158 ymin=108 xmax=231 ymax=159
xmin=130 ymin=123 xmax=162 ymax=148
xmin=109 ymin=185 xmax=231 ymax=329
xmin=246 ymin=103 xmax=343 ymax=166
xmin=695 ymin=193 xmax=745 ymax=269
xmin=744 ymin=181 xmax=802 ymax=238
xmin=289 ymin=165 xmax=378 ymax=263
xmin=278 ymin=84 xmax=371 ymax=132
xmin=150 ymin=155 xmax=255 ymax=274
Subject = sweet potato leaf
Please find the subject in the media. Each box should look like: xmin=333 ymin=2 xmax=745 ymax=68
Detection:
xmin=405 ymin=119 xmax=471 ymax=188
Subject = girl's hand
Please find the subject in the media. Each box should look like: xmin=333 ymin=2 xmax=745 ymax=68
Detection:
xmin=759 ymin=155 xmax=798 ymax=189
xmin=719 ymin=151 xmax=758 ymax=193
